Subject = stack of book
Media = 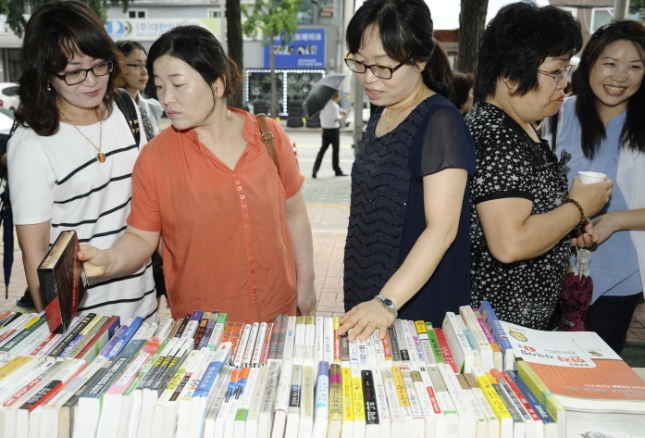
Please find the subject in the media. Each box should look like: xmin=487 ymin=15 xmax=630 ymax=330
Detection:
xmin=0 ymin=303 xmax=643 ymax=438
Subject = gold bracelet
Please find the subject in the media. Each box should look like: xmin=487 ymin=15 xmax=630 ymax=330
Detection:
xmin=562 ymin=198 xmax=586 ymax=232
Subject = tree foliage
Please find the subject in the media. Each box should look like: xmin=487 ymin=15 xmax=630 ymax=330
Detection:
xmin=1 ymin=0 xmax=131 ymax=38
xmin=242 ymin=0 xmax=298 ymax=116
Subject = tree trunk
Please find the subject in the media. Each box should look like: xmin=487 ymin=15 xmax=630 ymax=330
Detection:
xmin=269 ymin=34 xmax=278 ymax=118
xmin=457 ymin=0 xmax=489 ymax=73
xmin=226 ymin=0 xmax=244 ymax=108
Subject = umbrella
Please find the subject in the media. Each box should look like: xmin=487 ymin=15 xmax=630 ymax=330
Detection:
xmin=303 ymin=74 xmax=346 ymax=118
xmin=558 ymin=248 xmax=593 ymax=331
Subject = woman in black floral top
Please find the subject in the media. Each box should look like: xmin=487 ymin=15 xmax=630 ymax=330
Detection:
xmin=466 ymin=3 xmax=613 ymax=329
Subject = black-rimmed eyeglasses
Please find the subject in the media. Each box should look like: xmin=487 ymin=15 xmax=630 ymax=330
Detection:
xmin=55 ymin=61 xmax=114 ymax=86
xmin=344 ymin=56 xmax=407 ymax=80
xmin=538 ymin=65 xmax=575 ymax=83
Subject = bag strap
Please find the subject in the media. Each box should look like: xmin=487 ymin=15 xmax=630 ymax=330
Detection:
xmin=256 ymin=113 xmax=281 ymax=176
xmin=115 ymin=89 xmax=141 ymax=148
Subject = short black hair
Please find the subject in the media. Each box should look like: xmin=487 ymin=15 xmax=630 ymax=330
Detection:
xmin=474 ymin=3 xmax=582 ymax=102
xmin=147 ymin=25 xmax=241 ymax=103
xmin=116 ymin=40 xmax=147 ymax=57
xmin=346 ymin=0 xmax=454 ymax=100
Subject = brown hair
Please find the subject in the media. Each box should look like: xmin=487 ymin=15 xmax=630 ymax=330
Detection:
xmin=15 ymin=1 xmax=125 ymax=136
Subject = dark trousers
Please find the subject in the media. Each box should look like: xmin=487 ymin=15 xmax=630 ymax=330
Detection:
xmin=313 ymin=128 xmax=341 ymax=175
xmin=585 ymin=292 xmax=641 ymax=354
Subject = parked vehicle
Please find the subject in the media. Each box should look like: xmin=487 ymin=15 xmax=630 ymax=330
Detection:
xmin=0 ymin=83 xmax=20 ymax=111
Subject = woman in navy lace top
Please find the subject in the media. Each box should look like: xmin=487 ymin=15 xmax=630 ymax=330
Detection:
xmin=338 ymin=0 xmax=476 ymax=341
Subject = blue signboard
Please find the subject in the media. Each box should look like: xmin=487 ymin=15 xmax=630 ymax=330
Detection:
xmin=264 ymin=28 xmax=326 ymax=69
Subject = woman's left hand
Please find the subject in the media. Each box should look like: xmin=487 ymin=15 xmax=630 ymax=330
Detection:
xmin=297 ymin=282 xmax=317 ymax=316
xmin=338 ymin=299 xmax=396 ymax=342
xmin=590 ymin=213 xmax=618 ymax=246
xmin=570 ymin=221 xmax=598 ymax=248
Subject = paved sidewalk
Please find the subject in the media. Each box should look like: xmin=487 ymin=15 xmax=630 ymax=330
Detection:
xmin=2 ymin=125 xmax=643 ymax=344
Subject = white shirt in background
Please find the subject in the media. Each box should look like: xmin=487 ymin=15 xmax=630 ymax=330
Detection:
xmin=320 ymin=99 xmax=342 ymax=129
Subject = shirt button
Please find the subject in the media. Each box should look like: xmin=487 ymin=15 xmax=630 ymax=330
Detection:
xmin=245 ymin=224 xmax=249 ymax=228
xmin=251 ymin=269 xmax=255 ymax=274
xmin=235 ymin=180 xmax=240 ymax=184
xmin=240 ymin=195 xmax=245 ymax=199
xmin=237 ymin=186 xmax=243 ymax=191
xmin=252 ymin=288 xmax=257 ymax=294
xmin=247 ymin=242 xmax=251 ymax=247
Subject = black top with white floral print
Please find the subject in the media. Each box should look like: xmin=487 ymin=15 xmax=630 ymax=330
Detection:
xmin=466 ymin=102 xmax=571 ymax=330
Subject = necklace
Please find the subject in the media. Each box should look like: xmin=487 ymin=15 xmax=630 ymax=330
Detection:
xmin=59 ymin=109 xmax=106 ymax=163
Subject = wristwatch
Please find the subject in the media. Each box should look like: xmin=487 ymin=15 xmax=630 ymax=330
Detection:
xmin=374 ymin=295 xmax=398 ymax=318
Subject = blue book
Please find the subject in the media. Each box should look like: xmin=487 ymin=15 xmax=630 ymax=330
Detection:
xmin=99 ymin=322 xmax=130 ymax=359
xmin=479 ymin=300 xmax=515 ymax=370
xmin=197 ymin=312 xmax=219 ymax=351
xmin=193 ymin=342 xmax=233 ymax=398
xmin=106 ymin=316 xmax=143 ymax=358
xmin=506 ymin=370 xmax=556 ymax=424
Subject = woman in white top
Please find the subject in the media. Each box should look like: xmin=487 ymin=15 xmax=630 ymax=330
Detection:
xmin=8 ymin=1 xmax=158 ymax=322
xmin=116 ymin=41 xmax=164 ymax=141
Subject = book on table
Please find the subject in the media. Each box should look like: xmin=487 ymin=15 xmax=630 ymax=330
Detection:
xmin=37 ymin=231 xmax=88 ymax=334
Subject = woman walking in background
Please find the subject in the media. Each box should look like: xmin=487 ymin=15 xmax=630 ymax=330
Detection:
xmin=8 ymin=1 xmax=157 ymax=321
xmin=467 ymin=3 xmax=612 ymax=330
xmin=339 ymin=0 xmax=476 ymax=341
xmin=556 ymin=21 xmax=645 ymax=353
xmin=116 ymin=41 xmax=164 ymax=141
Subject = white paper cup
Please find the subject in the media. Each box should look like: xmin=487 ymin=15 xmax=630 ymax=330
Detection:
xmin=578 ymin=171 xmax=606 ymax=184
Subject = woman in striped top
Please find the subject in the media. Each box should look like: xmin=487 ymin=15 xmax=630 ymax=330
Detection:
xmin=8 ymin=1 xmax=158 ymax=322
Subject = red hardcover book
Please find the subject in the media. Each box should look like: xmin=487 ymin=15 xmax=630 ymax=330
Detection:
xmin=433 ymin=328 xmax=458 ymax=373
xmin=37 ymin=231 xmax=88 ymax=333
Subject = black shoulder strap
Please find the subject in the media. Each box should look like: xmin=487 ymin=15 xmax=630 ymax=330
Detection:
xmin=550 ymin=110 xmax=559 ymax=153
xmin=115 ymin=89 xmax=140 ymax=148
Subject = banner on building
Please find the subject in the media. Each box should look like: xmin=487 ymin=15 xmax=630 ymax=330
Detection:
xmin=264 ymin=28 xmax=326 ymax=69
xmin=105 ymin=18 xmax=221 ymax=41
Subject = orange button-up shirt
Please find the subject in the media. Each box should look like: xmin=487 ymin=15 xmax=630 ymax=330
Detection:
xmin=128 ymin=108 xmax=304 ymax=323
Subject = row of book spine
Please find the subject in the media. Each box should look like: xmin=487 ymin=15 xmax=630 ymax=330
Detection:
xmin=0 ymin=302 xmax=563 ymax=438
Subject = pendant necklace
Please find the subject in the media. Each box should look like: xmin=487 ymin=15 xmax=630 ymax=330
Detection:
xmin=59 ymin=109 xmax=106 ymax=163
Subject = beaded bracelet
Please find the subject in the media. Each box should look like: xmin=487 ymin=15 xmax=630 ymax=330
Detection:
xmin=562 ymin=198 xmax=586 ymax=232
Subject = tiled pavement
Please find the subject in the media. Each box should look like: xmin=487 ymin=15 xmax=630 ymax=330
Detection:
xmin=1 ymin=125 xmax=644 ymax=344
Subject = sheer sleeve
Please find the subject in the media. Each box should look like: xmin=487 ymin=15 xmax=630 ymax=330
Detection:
xmin=420 ymin=107 xmax=476 ymax=178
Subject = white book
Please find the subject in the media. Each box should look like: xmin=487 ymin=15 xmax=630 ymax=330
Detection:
xmin=410 ymin=370 xmax=437 ymax=438
xmin=372 ymin=332 xmax=387 ymax=369
xmin=282 ymin=317 xmax=297 ymax=363
xmin=251 ymin=323 xmax=268 ymax=368
xmin=425 ymin=366 xmax=459 ymax=438
xmin=438 ymin=363 xmax=477 ymax=437
xmin=456 ymin=316 xmax=482 ymax=369
xmin=356 ymin=338 xmax=369 ymax=372
xmin=232 ymin=367 xmax=260 ymax=438
xmin=7 ymin=321 xmax=50 ymax=359
xmin=303 ymin=317 xmax=316 ymax=367
xmin=154 ymin=318 xmax=173 ymax=339
xmin=412 ymin=322 xmax=437 ymax=367
xmin=365 ymin=332 xmax=377 ymax=370
xmin=464 ymin=373 xmax=499 ymax=438
xmin=297 ymin=366 xmax=314 ymax=438
xmin=271 ymin=358 xmax=293 ymax=438
xmin=257 ymin=362 xmax=280 ymax=438
xmin=243 ymin=366 xmax=269 ymax=438
xmin=0 ymin=314 xmax=34 ymax=350
xmin=213 ymin=371 xmax=237 ymax=438
xmin=201 ymin=366 xmax=233 ymax=438
xmin=208 ymin=320 xmax=227 ymax=350
xmin=242 ymin=323 xmax=260 ymax=368
xmin=348 ymin=336 xmax=359 ymax=373
xmin=371 ymin=368 xmax=391 ymax=438
xmin=312 ymin=361 xmax=329 ymax=438
xmin=455 ymin=374 xmax=489 ymax=438
xmin=496 ymin=374 xmax=537 ymax=438
xmin=292 ymin=317 xmax=306 ymax=367
xmin=314 ymin=317 xmax=324 ymax=371
xmin=381 ymin=368 xmax=413 ymax=436
xmin=400 ymin=366 xmax=425 ymax=438
xmin=442 ymin=312 xmax=477 ymax=373
xmin=284 ymin=364 xmax=302 ymax=438
xmin=459 ymin=306 xmax=494 ymax=371
xmin=406 ymin=320 xmax=426 ymax=366
xmin=417 ymin=366 xmax=446 ymax=438
xmin=175 ymin=349 xmax=221 ymax=438
xmin=322 ymin=318 xmax=334 ymax=365
xmin=393 ymin=320 xmax=412 ymax=365
xmin=0 ymin=359 xmax=43 ymax=405
xmin=233 ymin=324 xmax=252 ymax=369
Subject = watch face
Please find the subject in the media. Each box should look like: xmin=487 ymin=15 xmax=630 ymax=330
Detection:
xmin=382 ymin=298 xmax=393 ymax=306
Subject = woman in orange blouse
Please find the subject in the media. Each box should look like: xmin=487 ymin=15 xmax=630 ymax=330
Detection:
xmin=79 ymin=26 xmax=316 ymax=323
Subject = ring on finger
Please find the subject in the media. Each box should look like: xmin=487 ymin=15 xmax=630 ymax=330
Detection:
xmin=369 ymin=319 xmax=380 ymax=330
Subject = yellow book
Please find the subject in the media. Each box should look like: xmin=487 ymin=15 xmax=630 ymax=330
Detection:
xmin=516 ymin=360 xmax=565 ymax=422
xmin=352 ymin=376 xmax=366 ymax=421
xmin=414 ymin=321 xmax=426 ymax=334
xmin=341 ymin=367 xmax=354 ymax=422
xmin=333 ymin=317 xmax=341 ymax=363
xmin=0 ymin=356 xmax=32 ymax=382
xmin=391 ymin=366 xmax=411 ymax=408
xmin=476 ymin=374 xmax=512 ymax=420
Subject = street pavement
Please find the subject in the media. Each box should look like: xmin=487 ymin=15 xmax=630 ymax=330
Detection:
xmin=2 ymin=122 xmax=644 ymax=344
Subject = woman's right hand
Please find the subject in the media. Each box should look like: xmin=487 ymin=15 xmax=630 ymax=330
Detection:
xmin=78 ymin=244 xmax=111 ymax=277
xmin=568 ymin=177 xmax=613 ymax=218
